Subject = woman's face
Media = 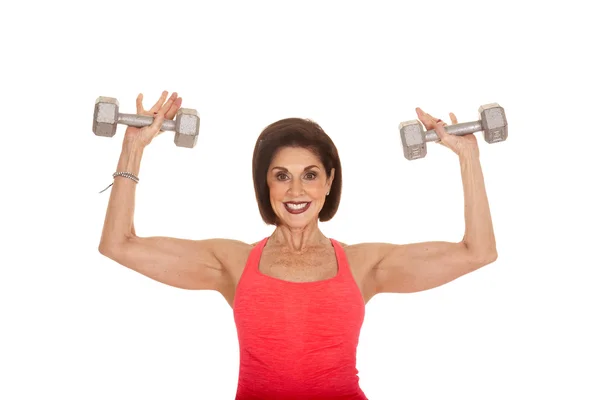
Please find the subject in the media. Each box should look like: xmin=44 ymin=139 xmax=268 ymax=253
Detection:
xmin=267 ymin=146 xmax=334 ymax=228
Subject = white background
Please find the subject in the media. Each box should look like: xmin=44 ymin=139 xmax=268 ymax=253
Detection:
xmin=1 ymin=0 xmax=599 ymax=399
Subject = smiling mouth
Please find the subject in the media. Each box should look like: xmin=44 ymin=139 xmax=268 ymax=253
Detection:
xmin=284 ymin=202 xmax=311 ymax=214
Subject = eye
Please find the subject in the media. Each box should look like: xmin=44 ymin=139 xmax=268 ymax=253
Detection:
xmin=276 ymin=173 xmax=288 ymax=181
xmin=305 ymin=172 xmax=317 ymax=180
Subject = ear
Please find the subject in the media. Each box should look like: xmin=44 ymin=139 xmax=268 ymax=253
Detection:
xmin=327 ymin=168 xmax=335 ymax=189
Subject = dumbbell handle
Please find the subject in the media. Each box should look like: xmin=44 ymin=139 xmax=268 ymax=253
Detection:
xmin=424 ymin=120 xmax=482 ymax=142
xmin=118 ymin=113 xmax=176 ymax=132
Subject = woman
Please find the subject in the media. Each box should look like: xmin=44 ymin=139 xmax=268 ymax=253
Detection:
xmin=98 ymin=91 xmax=498 ymax=399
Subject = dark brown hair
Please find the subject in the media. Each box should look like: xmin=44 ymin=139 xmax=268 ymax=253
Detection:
xmin=252 ymin=118 xmax=342 ymax=225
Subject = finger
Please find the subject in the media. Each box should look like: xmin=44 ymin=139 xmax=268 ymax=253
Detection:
xmin=158 ymin=92 xmax=178 ymax=116
xmin=449 ymin=112 xmax=458 ymax=124
xmin=416 ymin=107 xmax=433 ymax=123
xmin=165 ymin=97 xmax=182 ymax=120
xmin=433 ymin=119 xmax=450 ymax=142
xmin=136 ymin=93 xmax=144 ymax=114
xmin=416 ymin=107 xmax=440 ymax=130
xmin=147 ymin=111 xmax=166 ymax=133
xmin=149 ymin=91 xmax=169 ymax=113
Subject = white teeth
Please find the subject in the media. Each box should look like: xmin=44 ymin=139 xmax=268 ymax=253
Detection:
xmin=286 ymin=202 xmax=308 ymax=210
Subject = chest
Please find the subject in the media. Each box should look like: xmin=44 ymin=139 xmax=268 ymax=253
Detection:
xmin=222 ymin=244 xmax=378 ymax=308
xmin=258 ymin=247 xmax=339 ymax=283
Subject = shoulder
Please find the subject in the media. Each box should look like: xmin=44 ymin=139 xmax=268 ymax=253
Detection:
xmin=208 ymin=238 xmax=264 ymax=285
xmin=209 ymin=238 xmax=262 ymax=269
xmin=332 ymin=240 xmax=377 ymax=252
xmin=337 ymin=241 xmax=394 ymax=269
xmin=331 ymin=240 xmax=378 ymax=265
xmin=335 ymin=241 xmax=387 ymax=302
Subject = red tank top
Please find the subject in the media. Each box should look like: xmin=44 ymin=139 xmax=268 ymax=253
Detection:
xmin=233 ymin=237 xmax=368 ymax=400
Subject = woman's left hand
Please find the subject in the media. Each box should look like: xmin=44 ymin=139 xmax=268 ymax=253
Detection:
xmin=416 ymin=107 xmax=480 ymax=158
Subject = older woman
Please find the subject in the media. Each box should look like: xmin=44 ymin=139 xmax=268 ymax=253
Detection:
xmin=98 ymin=91 xmax=498 ymax=400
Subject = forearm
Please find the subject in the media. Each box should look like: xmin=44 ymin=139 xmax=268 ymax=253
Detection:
xmin=99 ymin=139 xmax=145 ymax=248
xmin=459 ymin=151 xmax=497 ymax=259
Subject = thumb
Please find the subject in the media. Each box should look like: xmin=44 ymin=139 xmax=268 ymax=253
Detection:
xmin=146 ymin=112 xmax=165 ymax=137
xmin=148 ymin=112 xmax=166 ymax=133
xmin=433 ymin=119 xmax=449 ymax=142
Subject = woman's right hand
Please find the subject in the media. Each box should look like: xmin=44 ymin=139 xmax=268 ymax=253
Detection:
xmin=123 ymin=91 xmax=182 ymax=148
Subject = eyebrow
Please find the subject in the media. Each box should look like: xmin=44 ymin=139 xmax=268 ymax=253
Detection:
xmin=271 ymin=165 xmax=321 ymax=172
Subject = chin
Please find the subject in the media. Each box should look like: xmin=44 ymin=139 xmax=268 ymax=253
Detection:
xmin=277 ymin=205 xmax=319 ymax=227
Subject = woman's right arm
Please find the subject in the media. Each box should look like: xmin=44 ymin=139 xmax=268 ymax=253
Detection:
xmin=98 ymin=92 xmax=245 ymax=292
xmin=98 ymin=140 xmax=243 ymax=291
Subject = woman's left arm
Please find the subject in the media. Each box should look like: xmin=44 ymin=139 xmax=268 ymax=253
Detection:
xmin=365 ymin=109 xmax=498 ymax=294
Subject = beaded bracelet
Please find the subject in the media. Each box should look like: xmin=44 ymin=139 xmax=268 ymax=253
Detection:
xmin=113 ymin=171 xmax=139 ymax=183
xmin=99 ymin=172 xmax=139 ymax=194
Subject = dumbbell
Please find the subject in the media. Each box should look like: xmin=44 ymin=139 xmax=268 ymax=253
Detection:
xmin=398 ymin=103 xmax=508 ymax=160
xmin=93 ymin=96 xmax=200 ymax=148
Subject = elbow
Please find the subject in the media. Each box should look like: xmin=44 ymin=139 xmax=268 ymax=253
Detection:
xmin=461 ymin=242 xmax=498 ymax=265
xmin=98 ymin=243 xmax=115 ymax=257
xmin=474 ymin=248 xmax=498 ymax=265
xmin=484 ymin=250 xmax=498 ymax=265
xmin=98 ymin=243 xmax=111 ymax=256
xmin=98 ymin=237 xmax=129 ymax=257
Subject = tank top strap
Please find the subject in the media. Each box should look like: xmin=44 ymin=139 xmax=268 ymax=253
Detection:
xmin=253 ymin=237 xmax=269 ymax=256
xmin=243 ymin=237 xmax=269 ymax=276
xmin=329 ymin=238 xmax=352 ymax=280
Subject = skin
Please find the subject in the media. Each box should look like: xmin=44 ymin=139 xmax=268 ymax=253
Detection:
xmin=99 ymin=90 xmax=498 ymax=308
xmin=266 ymin=146 xmax=334 ymax=252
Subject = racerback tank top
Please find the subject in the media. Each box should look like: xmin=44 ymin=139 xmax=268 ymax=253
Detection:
xmin=233 ymin=237 xmax=368 ymax=400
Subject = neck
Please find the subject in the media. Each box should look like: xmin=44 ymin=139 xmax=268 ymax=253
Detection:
xmin=270 ymin=221 xmax=328 ymax=253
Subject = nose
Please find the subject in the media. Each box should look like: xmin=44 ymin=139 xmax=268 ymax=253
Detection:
xmin=288 ymin=177 xmax=304 ymax=197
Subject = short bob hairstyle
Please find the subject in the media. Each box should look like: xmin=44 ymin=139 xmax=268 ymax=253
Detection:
xmin=252 ymin=118 xmax=342 ymax=226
